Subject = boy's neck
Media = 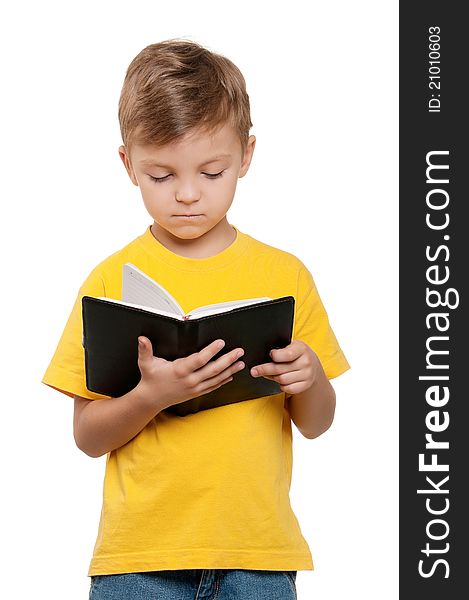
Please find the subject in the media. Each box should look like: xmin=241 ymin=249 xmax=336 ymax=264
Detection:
xmin=150 ymin=219 xmax=237 ymax=259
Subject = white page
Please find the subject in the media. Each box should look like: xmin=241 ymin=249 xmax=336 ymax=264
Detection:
xmin=190 ymin=297 xmax=272 ymax=317
xmin=96 ymin=297 xmax=184 ymax=320
xmin=122 ymin=263 xmax=185 ymax=316
xmin=94 ymin=295 xmax=272 ymax=320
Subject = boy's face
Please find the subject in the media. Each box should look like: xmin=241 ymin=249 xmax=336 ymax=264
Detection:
xmin=119 ymin=122 xmax=255 ymax=244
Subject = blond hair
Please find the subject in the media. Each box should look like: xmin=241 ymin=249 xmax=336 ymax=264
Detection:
xmin=118 ymin=39 xmax=253 ymax=154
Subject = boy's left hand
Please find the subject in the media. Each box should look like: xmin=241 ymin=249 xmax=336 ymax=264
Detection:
xmin=250 ymin=340 xmax=320 ymax=395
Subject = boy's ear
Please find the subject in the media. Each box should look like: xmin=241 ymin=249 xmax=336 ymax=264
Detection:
xmin=118 ymin=145 xmax=139 ymax=186
xmin=239 ymin=135 xmax=256 ymax=178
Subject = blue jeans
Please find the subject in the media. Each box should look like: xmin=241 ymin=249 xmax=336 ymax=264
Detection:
xmin=89 ymin=569 xmax=297 ymax=599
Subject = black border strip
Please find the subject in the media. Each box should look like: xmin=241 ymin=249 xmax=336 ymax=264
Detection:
xmin=400 ymin=3 xmax=467 ymax=596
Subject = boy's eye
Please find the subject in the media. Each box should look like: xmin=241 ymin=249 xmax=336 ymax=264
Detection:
xmin=149 ymin=174 xmax=171 ymax=183
xmin=149 ymin=170 xmax=224 ymax=184
xmin=203 ymin=170 xmax=224 ymax=179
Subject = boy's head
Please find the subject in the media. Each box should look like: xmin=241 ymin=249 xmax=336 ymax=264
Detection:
xmin=118 ymin=39 xmax=253 ymax=156
xmin=117 ymin=39 xmax=256 ymax=250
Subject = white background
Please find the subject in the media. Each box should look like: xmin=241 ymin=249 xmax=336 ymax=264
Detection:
xmin=0 ymin=1 xmax=398 ymax=598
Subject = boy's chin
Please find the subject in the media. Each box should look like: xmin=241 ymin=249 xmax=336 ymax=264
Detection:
xmin=154 ymin=221 xmax=210 ymax=240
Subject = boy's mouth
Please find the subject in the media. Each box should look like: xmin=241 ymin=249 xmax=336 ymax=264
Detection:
xmin=174 ymin=214 xmax=203 ymax=218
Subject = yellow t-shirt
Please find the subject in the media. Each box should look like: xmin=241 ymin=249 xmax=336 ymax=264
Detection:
xmin=42 ymin=224 xmax=350 ymax=575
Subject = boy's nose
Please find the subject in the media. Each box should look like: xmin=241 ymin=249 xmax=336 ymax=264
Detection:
xmin=175 ymin=183 xmax=201 ymax=203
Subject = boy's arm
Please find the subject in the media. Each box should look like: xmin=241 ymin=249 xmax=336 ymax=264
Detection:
xmin=286 ymin=355 xmax=336 ymax=439
xmin=73 ymin=336 xmax=245 ymax=457
xmin=73 ymin=385 xmax=163 ymax=458
xmin=251 ymin=340 xmax=337 ymax=440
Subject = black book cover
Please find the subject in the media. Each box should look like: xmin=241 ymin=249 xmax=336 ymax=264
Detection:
xmin=82 ymin=295 xmax=295 ymax=416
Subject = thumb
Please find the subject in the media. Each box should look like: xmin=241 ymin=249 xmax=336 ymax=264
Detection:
xmin=138 ymin=336 xmax=153 ymax=358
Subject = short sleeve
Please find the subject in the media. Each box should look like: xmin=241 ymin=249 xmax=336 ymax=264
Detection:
xmin=292 ymin=263 xmax=350 ymax=379
xmin=41 ymin=266 xmax=112 ymax=400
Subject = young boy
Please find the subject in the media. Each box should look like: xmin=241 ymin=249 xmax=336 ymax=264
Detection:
xmin=42 ymin=39 xmax=350 ymax=600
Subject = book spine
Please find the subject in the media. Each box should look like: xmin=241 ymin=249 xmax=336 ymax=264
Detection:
xmin=179 ymin=319 xmax=199 ymax=358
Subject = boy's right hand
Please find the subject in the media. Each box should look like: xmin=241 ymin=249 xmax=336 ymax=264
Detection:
xmin=136 ymin=337 xmax=245 ymax=410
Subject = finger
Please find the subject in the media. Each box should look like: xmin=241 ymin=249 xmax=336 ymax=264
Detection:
xmin=196 ymin=346 xmax=245 ymax=381
xmin=137 ymin=336 xmax=153 ymax=361
xmin=270 ymin=341 xmax=303 ymax=363
xmin=184 ymin=340 xmax=244 ymax=376
xmin=201 ymin=354 xmax=246 ymax=387
xmin=261 ymin=370 xmax=301 ymax=386
xmin=200 ymin=373 xmax=235 ymax=395
xmin=182 ymin=339 xmax=227 ymax=374
xmin=251 ymin=360 xmax=302 ymax=378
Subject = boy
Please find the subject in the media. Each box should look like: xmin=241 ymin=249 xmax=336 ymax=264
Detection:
xmin=42 ymin=39 xmax=350 ymax=599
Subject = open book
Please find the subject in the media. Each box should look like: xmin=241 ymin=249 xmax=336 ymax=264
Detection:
xmin=95 ymin=263 xmax=272 ymax=320
xmin=82 ymin=263 xmax=295 ymax=416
